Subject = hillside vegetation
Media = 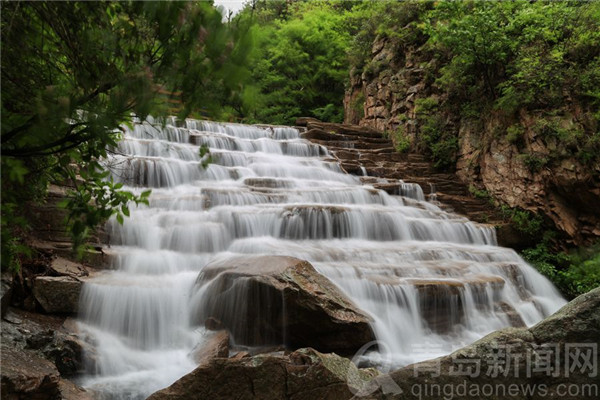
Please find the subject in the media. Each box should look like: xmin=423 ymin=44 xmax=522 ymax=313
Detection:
xmin=236 ymin=0 xmax=600 ymax=297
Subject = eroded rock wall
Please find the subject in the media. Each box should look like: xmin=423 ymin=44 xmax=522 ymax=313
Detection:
xmin=345 ymin=36 xmax=600 ymax=246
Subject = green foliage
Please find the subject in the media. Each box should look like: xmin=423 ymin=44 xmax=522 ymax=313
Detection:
xmin=351 ymin=92 xmax=365 ymax=114
xmin=393 ymin=126 xmax=411 ymax=153
xmin=240 ymin=1 xmax=361 ymax=125
xmin=413 ymin=97 xmax=458 ymax=170
xmin=519 ymin=153 xmax=549 ymax=173
xmin=312 ymin=104 xmax=343 ymax=123
xmin=506 ymin=124 xmax=525 ymax=145
xmin=363 ymin=59 xmax=386 ymax=81
xmin=347 ymin=0 xmax=600 ymax=170
xmin=414 ymin=97 xmax=439 ymax=114
xmin=1 ymin=1 xmax=252 ymax=270
xmin=523 ymin=243 xmax=600 ymax=299
xmin=460 ymin=102 xmax=481 ymax=120
xmin=468 ymin=185 xmax=491 ymax=201
xmin=427 ymin=1 xmax=517 ymax=100
xmin=500 ymin=206 xmax=543 ymax=236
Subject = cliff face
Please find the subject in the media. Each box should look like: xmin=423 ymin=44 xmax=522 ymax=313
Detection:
xmin=345 ymin=36 xmax=600 ymax=246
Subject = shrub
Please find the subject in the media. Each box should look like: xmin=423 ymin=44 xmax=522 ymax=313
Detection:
xmin=506 ymin=124 xmax=525 ymax=145
xmin=469 ymin=185 xmax=491 ymax=201
xmin=394 ymin=126 xmax=411 ymax=153
xmin=519 ymin=153 xmax=549 ymax=173
xmin=500 ymin=205 xmax=543 ymax=236
xmin=523 ymin=243 xmax=600 ymax=299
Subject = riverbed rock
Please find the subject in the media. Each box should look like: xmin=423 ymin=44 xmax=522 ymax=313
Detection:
xmin=2 ymin=308 xmax=96 ymax=378
xmin=295 ymin=116 xmax=321 ymax=126
xmin=57 ymin=379 xmax=95 ymax=400
xmin=189 ymin=330 xmax=229 ymax=365
xmin=147 ymin=347 xmax=379 ymax=400
xmin=193 ymin=255 xmax=375 ymax=354
xmin=32 ymin=275 xmax=81 ymax=314
xmin=0 ymin=347 xmax=61 ymax=400
xmin=25 ymin=329 xmax=88 ymax=376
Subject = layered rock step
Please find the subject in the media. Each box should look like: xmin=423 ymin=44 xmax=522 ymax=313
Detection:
xmin=297 ymin=119 xmax=504 ymax=227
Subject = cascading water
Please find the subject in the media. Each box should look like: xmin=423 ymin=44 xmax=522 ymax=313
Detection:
xmin=78 ymin=117 xmax=566 ymax=399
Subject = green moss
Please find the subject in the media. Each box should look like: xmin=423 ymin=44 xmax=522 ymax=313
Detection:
xmin=414 ymin=97 xmax=439 ymax=115
xmin=506 ymin=124 xmax=525 ymax=145
xmin=519 ymin=153 xmax=549 ymax=173
xmin=351 ymin=92 xmax=365 ymax=114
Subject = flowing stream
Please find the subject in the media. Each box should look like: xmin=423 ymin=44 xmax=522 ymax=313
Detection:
xmin=78 ymin=118 xmax=566 ymax=399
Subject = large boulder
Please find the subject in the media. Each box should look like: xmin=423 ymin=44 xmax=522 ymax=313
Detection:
xmin=147 ymin=347 xmax=379 ymax=400
xmin=529 ymin=286 xmax=600 ymax=344
xmin=192 ymin=255 xmax=375 ymax=354
xmin=32 ymin=276 xmax=81 ymax=314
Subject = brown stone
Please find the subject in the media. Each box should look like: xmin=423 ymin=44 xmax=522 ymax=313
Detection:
xmin=57 ymin=379 xmax=94 ymax=400
xmin=147 ymin=347 xmax=379 ymax=400
xmin=230 ymin=351 xmax=250 ymax=360
xmin=189 ymin=330 xmax=229 ymax=365
xmin=32 ymin=275 xmax=81 ymax=314
xmin=295 ymin=117 xmax=321 ymax=126
xmin=0 ymin=347 xmax=60 ymax=400
xmin=193 ymin=255 xmax=375 ymax=354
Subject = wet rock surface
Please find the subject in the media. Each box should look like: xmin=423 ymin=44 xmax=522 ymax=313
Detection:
xmin=193 ymin=255 xmax=375 ymax=354
xmin=0 ymin=347 xmax=61 ymax=400
xmin=1 ymin=308 xmax=94 ymax=399
xmin=147 ymin=347 xmax=379 ymax=400
xmin=189 ymin=330 xmax=230 ymax=366
xmin=2 ymin=308 xmax=94 ymax=377
xmin=32 ymin=276 xmax=82 ymax=314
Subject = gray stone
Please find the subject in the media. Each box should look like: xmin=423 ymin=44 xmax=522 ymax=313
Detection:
xmin=32 ymin=276 xmax=81 ymax=314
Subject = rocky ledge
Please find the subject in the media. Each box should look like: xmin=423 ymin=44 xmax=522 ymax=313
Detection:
xmin=1 ymin=308 xmax=95 ymax=399
xmin=148 ymin=347 xmax=380 ymax=400
xmin=295 ymin=118 xmax=523 ymax=247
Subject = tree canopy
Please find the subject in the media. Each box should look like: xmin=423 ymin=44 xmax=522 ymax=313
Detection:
xmin=1 ymin=1 xmax=253 ymax=270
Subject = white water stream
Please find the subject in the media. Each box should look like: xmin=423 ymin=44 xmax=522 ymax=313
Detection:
xmin=78 ymin=118 xmax=566 ymax=399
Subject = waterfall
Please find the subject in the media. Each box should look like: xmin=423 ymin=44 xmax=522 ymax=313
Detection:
xmin=78 ymin=117 xmax=566 ymax=399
